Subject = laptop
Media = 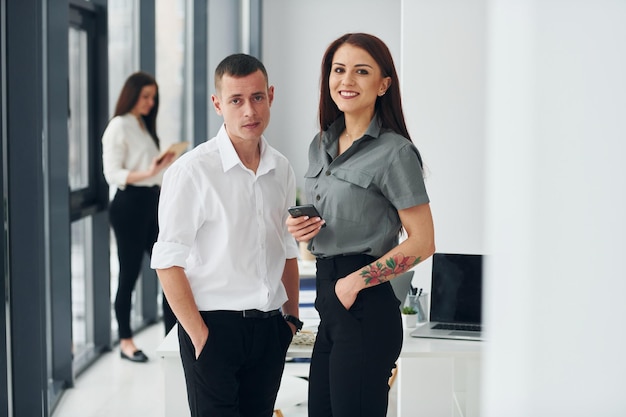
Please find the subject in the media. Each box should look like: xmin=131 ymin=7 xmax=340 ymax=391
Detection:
xmin=410 ymin=253 xmax=484 ymax=341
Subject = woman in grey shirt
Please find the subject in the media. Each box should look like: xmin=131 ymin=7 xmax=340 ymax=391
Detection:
xmin=287 ymin=33 xmax=436 ymax=417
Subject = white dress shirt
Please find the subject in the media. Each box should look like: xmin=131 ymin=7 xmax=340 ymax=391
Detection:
xmin=102 ymin=113 xmax=163 ymax=189
xmin=150 ymin=125 xmax=299 ymax=311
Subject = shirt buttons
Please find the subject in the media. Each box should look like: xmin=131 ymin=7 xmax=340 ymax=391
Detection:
xmin=325 ymin=170 xmax=331 ymax=176
xmin=315 ymin=195 xmax=321 ymax=201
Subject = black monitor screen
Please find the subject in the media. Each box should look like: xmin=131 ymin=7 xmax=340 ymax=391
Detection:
xmin=430 ymin=253 xmax=483 ymax=324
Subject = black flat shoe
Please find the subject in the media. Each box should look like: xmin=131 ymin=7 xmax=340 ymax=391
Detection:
xmin=120 ymin=349 xmax=149 ymax=363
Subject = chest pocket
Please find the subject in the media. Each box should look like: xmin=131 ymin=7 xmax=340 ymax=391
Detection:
xmin=333 ymin=167 xmax=374 ymax=189
xmin=327 ymin=167 xmax=374 ymax=223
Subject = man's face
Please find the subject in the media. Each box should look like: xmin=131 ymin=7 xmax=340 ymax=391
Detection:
xmin=212 ymin=70 xmax=274 ymax=144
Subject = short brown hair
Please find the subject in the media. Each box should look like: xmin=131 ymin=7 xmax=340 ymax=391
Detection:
xmin=214 ymin=53 xmax=269 ymax=95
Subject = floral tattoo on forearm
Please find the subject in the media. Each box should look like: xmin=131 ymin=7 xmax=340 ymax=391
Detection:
xmin=360 ymin=253 xmax=421 ymax=286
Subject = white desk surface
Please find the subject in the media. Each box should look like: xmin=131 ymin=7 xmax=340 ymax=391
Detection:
xmin=156 ymin=258 xmax=481 ymax=359
xmin=156 ymin=323 xmax=181 ymax=358
xmin=298 ymin=259 xmax=316 ymax=278
xmin=157 ymin=324 xmax=482 ymax=359
xmin=400 ymin=325 xmax=482 ymax=357
xmin=156 ymin=324 xmax=316 ymax=359
xmin=157 ymin=324 xmax=483 ymax=417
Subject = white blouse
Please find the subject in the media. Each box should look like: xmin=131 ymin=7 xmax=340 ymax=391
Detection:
xmin=102 ymin=113 xmax=162 ymax=189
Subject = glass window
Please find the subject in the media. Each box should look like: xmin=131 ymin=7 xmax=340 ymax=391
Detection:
xmin=108 ymin=0 xmax=139 ymax=117
xmin=155 ymin=0 xmax=186 ymax=147
xmin=70 ymin=217 xmax=94 ymax=359
xmin=68 ymin=28 xmax=90 ymax=191
xmin=67 ymin=19 xmax=96 ymax=367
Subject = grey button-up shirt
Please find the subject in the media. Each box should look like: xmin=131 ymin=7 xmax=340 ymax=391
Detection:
xmin=305 ymin=115 xmax=429 ymax=258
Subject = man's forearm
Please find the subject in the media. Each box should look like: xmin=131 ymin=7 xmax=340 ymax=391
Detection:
xmin=281 ymin=258 xmax=300 ymax=318
xmin=156 ymin=266 xmax=207 ymax=350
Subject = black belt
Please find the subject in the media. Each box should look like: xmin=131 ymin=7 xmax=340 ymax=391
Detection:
xmin=209 ymin=309 xmax=281 ymax=319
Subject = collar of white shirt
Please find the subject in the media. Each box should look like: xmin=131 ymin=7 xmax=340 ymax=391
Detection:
xmin=215 ymin=125 xmax=275 ymax=176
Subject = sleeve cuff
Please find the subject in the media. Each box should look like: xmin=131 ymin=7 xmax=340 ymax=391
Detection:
xmin=150 ymin=241 xmax=190 ymax=269
xmin=104 ymin=169 xmax=131 ymax=189
xmin=285 ymin=238 xmax=300 ymax=259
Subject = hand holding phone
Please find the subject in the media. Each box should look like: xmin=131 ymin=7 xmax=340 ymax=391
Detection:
xmin=288 ymin=204 xmax=326 ymax=227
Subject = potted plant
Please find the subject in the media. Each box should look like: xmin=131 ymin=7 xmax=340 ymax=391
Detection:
xmin=401 ymin=306 xmax=418 ymax=328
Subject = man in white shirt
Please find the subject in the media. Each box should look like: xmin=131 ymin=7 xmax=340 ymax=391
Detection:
xmin=151 ymin=54 xmax=301 ymax=417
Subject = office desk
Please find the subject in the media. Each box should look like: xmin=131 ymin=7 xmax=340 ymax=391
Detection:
xmin=157 ymin=324 xmax=481 ymax=417
xmin=397 ymin=332 xmax=481 ymax=417
xmin=156 ymin=325 xmax=187 ymax=417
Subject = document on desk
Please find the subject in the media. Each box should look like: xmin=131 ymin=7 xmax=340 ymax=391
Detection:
xmin=290 ymin=330 xmax=316 ymax=346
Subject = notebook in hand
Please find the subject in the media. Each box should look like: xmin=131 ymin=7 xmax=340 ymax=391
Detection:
xmin=410 ymin=253 xmax=484 ymax=341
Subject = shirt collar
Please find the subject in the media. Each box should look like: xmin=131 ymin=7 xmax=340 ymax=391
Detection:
xmin=322 ymin=114 xmax=383 ymax=157
xmin=215 ymin=124 xmax=275 ymax=175
xmin=364 ymin=114 xmax=383 ymax=138
xmin=324 ymin=114 xmax=382 ymax=142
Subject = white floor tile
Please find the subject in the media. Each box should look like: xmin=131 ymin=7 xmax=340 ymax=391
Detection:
xmin=53 ymin=322 xmax=397 ymax=417
xmin=53 ymin=324 xmax=166 ymax=417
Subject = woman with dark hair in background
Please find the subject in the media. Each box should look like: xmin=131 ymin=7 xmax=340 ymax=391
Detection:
xmin=286 ymin=33 xmax=436 ymax=416
xmin=102 ymin=71 xmax=176 ymax=362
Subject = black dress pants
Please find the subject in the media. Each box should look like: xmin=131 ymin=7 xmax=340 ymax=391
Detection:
xmin=178 ymin=311 xmax=294 ymax=417
xmin=309 ymin=254 xmax=403 ymax=417
xmin=109 ymin=185 xmax=176 ymax=339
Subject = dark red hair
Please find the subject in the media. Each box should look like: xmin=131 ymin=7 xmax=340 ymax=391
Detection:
xmin=113 ymin=71 xmax=160 ymax=148
xmin=318 ymin=33 xmax=412 ymax=142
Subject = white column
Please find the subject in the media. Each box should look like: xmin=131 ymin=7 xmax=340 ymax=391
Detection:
xmin=483 ymin=1 xmax=626 ymax=416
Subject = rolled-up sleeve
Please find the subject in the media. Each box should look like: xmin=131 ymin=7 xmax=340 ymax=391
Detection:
xmin=382 ymin=142 xmax=430 ymax=210
xmin=151 ymin=241 xmax=190 ymax=269
xmin=150 ymin=161 xmax=204 ymax=270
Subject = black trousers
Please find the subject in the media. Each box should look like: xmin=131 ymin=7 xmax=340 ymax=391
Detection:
xmin=310 ymin=254 xmax=403 ymax=417
xmin=178 ymin=311 xmax=294 ymax=417
xmin=109 ymin=185 xmax=176 ymax=339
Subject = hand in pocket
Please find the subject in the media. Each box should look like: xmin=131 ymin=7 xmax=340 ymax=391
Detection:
xmin=334 ymin=278 xmax=357 ymax=310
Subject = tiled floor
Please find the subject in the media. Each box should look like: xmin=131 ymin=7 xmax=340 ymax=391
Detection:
xmin=52 ymin=323 xmax=311 ymax=417
xmin=53 ymin=322 xmax=397 ymax=417
xmin=52 ymin=323 xmax=168 ymax=417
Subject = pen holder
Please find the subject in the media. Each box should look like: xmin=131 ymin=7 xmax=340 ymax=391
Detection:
xmin=407 ymin=293 xmax=428 ymax=323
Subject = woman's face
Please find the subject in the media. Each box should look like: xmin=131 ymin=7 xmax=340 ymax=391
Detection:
xmin=132 ymin=84 xmax=157 ymax=116
xmin=329 ymin=44 xmax=390 ymax=118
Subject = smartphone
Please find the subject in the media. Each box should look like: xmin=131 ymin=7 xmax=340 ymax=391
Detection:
xmin=288 ymin=204 xmax=326 ymax=227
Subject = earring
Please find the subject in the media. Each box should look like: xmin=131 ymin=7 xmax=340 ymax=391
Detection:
xmin=378 ymin=91 xmax=386 ymax=97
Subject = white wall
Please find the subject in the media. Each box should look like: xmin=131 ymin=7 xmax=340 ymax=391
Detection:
xmin=207 ymin=0 xmax=240 ymax=137
xmin=483 ymin=1 xmax=626 ymax=416
xmin=261 ymin=0 xmax=401 ymax=196
xmin=400 ymin=0 xmax=487 ymax=291
xmin=262 ymin=0 xmax=487 ymax=295
xmin=260 ymin=1 xmax=626 ymax=415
